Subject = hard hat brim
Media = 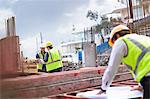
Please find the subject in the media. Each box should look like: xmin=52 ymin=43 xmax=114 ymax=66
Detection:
xmin=109 ymin=39 xmax=114 ymax=47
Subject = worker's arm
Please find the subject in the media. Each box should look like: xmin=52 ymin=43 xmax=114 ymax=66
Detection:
xmin=101 ymin=39 xmax=127 ymax=91
xmin=36 ymin=53 xmax=40 ymax=59
xmin=35 ymin=53 xmax=41 ymax=63
xmin=44 ymin=52 xmax=49 ymax=62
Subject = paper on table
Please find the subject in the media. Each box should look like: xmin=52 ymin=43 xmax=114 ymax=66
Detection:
xmin=107 ymin=86 xmax=143 ymax=99
xmin=76 ymin=90 xmax=107 ymax=99
xmin=76 ymin=86 xmax=143 ymax=99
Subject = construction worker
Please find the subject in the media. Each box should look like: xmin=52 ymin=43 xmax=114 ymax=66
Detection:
xmin=99 ymin=25 xmax=150 ymax=99
xmin=36 ymin=43 xmax=46 ymax=72
xmin=44 ymin=41 xmax=63 ymax=73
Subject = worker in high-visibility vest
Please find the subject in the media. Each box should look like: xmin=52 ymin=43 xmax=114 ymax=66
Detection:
xmin=44 ymin=41 xmax=63 ymax=73
xmin=36 ymin=43 xmax=46 ymax=72
xmin=99 ymin=25 xmax=150 ymax=99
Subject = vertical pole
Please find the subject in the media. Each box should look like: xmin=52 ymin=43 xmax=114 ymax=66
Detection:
xmin=36 ymin=37 xmax=38 ymax=53
xmin=91 ymin=27 xmax=94 ymax=43
xmin=129 ymin=0 xmax=134 ymax=32
xmin=86 ymin=28 xmax=88 ymax=42
xmin=81 ymin=38 xmax=83 ymax=50
xmin=142 ymin=0 xmax=146 ymax=17
xmin=83 ymin=28 xmax=85 ymax=40
xmin=5 ymin=19 xmax=7 ymax=37
xmin=7 ymin=19 xmax=10 ymax=36
xmin=12 ymin=17 xmax=16 ymax=36
xmin=126 ymin=0 xmax=130 ymax=20
xmin=129 ymin=0 xmax=133 ymax=19
xmin=40 ymin=32 xmax=43 ymax=44
xmin=21 ymin=51 xmax=24 ymax=73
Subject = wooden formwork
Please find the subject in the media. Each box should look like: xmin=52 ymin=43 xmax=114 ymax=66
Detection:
xmin=0 ymin=36 xmax=20 ymax=76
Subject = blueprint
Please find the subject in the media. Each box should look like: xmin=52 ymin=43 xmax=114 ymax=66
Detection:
xmin=76 ymin=86 xmax=143 ymax=99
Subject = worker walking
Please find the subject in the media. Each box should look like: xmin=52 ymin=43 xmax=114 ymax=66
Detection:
xmin=99 ymin=25 xmax=150 ymax=99
xmin=44 ymin=41 xmax=63 ymax=73
xmin=36 ymin=43 xmax=46 ymax=72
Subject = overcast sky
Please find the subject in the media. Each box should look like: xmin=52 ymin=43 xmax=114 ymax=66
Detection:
xmin=0 ymin=0 xmax=125 ymax=58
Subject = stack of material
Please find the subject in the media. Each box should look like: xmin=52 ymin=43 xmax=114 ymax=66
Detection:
xmin=97 ymin=54 xmax=110 ymax=66
xmin=63 ymin=63 xmax=80 ymax=71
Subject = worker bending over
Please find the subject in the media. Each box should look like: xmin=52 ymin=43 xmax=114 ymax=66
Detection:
xmin=99 ymin=25 xmax=150 ymax=99
xmin=44 ymin=41 xmax=63 ymax=73
xmin=36 ymin=44 xmax=46 ymax=72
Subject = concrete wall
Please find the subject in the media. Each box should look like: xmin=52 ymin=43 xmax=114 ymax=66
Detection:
xmin=0 ymin=36 xmax=20 ymax=76
xmin=83 ymin=43 xmax=96 ymax=67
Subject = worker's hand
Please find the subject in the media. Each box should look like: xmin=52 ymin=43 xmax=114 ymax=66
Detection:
xmin=39 ymin=59 xmax=45 ymax=64
xmin=97 ymin=87 xmax=106 ymax=95
xmin=97 ymin=90 xmax=106 ymax=95
xmin=35 ymin=60 xmax=39 ymax=63
xmin=131 ymin=85 xmax=143 ymax=92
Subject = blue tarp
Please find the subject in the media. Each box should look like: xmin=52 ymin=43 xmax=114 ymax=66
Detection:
xmin=96 ymin=41 xmax=111 ymax=54
xmin=78 ymin=51 xmax=82 ymax=61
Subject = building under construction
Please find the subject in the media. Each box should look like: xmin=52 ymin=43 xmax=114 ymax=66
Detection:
xmin=0 ymin=0 xmax=150 ymax=98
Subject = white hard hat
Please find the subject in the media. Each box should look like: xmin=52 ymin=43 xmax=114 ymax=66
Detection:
xmin=40 ymin=43 xmax=45 ymax=48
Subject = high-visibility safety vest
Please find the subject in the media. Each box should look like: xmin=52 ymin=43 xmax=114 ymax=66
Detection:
xmin=37 ymin=52 xmax=45 ymax=70
xmin=119 ymin=34 xmax=150 ymax=82
xmin=45 ymin=49 xmax=63 ymax=72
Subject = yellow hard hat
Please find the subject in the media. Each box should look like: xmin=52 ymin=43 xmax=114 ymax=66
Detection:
xmin=46 ymin=41 xmax=53 ymax=47
xmin=109 ymin=25 xmax=129 ymax=47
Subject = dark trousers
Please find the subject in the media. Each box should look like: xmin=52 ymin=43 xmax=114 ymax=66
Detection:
xmin=47 ymin=67 xmax=62 ymax=73
xmin=140 ymin=76 xmax=150 ymax=99
xmin=38 ymin=65 xmax=46 ymax=72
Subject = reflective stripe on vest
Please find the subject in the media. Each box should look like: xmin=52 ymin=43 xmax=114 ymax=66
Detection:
xmin=127 ymin=38 xmax=150 ymax=75
xmin=47 ymin=59 xmax=61 ymax=64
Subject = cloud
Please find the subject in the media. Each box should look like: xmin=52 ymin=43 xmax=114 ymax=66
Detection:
xmin=20 ymin=34 xmax=41 ymax=58
xmin=60 ymin=0 xmax=126 ymax=33
xmin=64 ymin=13 xmax=73 ymax=17
xmin=0 ymin=8 xmax=15 ymax=38
xmin=55 ymin=0 xmax=126 ymax=48
xmin=57 ymin=0 xmax=99 ymax=35
xmin=55 ymin=0 xmax=101 ymax=49
xmin=7 ymin=0 xmax=32 ymax=3
xmin=21 ymin=0 xmax=126 ymax=59
xmin=84 ymin=0 xmax=126 ymax=16
xmin=6 ymin=0 xmax=33 ymax=4
xmin=7 ymin=0 xmax=19 ymax=3
xmin=0 ymin=0 xmax=126 ymax=59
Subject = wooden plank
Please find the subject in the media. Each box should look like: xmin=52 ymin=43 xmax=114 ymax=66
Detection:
xmin=1 ymin=66 xmax=131 ymax=98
